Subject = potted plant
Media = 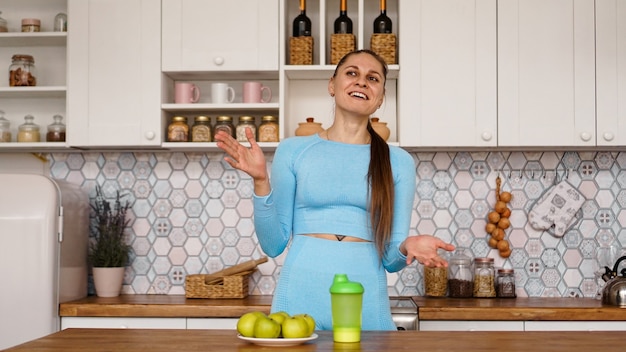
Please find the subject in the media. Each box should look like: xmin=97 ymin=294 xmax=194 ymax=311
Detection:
xmin=88 ymin=186 xmax=132 ymax=297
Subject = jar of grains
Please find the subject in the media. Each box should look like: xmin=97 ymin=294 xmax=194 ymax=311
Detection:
xmin=191 ymin=115 xmax=212 ymax=142
xmin=46 ymin=114 xmax=66 ymax=142
xmin=258 ymin=115 xmax=279 ymax=142
xmin=448 ymin=249 xmax=474 ymax=298
xmin=496 ymin=269 xmax=516 ymax=298
xmin=9 ymin=54 xmax=37 ymax=87
xmin=0 ymin=110 xmax=11 ymax=142
xmin=21 ymin=18 xmax=40 ymax=32
xmin=167 ymin=116 xmax=189 ymax=142
xmin=473 ymin=257 xmax=496 ymax=297
xmin=17 ymin=114 xmax=40 ymax=142
xmin=236 ymin=115 xmax=257 ymax=142
xmin=214 ymin=115 xmax=235 ymax=138
xmin=424 ymin=250 xmax=449 ymax=297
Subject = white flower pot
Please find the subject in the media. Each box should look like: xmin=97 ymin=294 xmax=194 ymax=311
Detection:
xmin=92 ymin=267 xmax=125 ymax=297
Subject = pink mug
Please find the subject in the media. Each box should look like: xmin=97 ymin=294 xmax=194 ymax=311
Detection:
xmin=243 ymin=81 xmax=272 ymax=103
xmin=175 ymin=82 xmax=200 ymax=104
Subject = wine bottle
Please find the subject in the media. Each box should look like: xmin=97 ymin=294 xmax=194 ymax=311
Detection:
xmin=373 ymin=0 xmax=392 ymax=34
xmin=334 ymin=0 xmax=353 ymax=34
xmin=293 ymin=0 xmax=312 ymax=37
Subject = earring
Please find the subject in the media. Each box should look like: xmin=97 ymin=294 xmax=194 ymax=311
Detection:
xmin=330 ymin=93 xmax=335 ymax=97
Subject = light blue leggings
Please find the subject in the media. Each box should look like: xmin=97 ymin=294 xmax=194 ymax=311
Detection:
xmin=270 ymin=235 xmax=396 ymax=331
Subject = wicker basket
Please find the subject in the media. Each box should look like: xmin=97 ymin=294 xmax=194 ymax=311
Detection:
xmin=185 ymin=270 xmax=252 ymax=299
xmin=330 ymin=34 xmax=356 ymax=64
xmin=370 ymin=33 xmax=397 ymax=65
xmin=289 ymin=36 xmax=314 ymax=65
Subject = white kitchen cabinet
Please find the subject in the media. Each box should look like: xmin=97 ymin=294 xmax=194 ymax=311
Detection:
xmin=60 ymin=317 xmax=186 ymax=330
xmin=398 ymin=0 xmax=497 ymax=147
xmin=419 ymin=320 xmax=524 ymax=331
xmin=67 ymin=0 xmax=161 ymax=147
xmin=497 ymin=0 xmax=596 ymax=147
xmin=524 ymin=321 xmax=626 ymax=331
xmin=186 ymin=318 xmax=238 ymax=330
xmin=162 ymin=0 xmax=278 ymax=73
xmin=0 ymin=0 xmax=69 ymax=149
xmin=596 ymin=0 xmax=626 ymax=146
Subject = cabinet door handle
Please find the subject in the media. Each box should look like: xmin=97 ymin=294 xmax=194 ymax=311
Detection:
xmin=579 ymin=132 xmax=592 ymax=142
xmin=145 ymin=131 xmax=155 ymax=140
xmin=481 ymin=131 xmax=493 ymax=142
xmin=213 ymin=56 xmax=225 ymax=66
xmin=603 ymin=132 xmax=614 ymax=142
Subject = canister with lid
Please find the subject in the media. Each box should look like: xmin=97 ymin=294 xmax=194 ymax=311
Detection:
xmin=423 ymin=250 xmax=449 ymax=297
xmin=214 ymin=115 xmax=235 ymax=138
xmin=191 ymin=115 xmax=212 ymax=142
xmin=0 ymin=12 xmax=8 ymax=32
xmin=9 ymin=54 xmax=37 ymax=87
xmin=448 ymin=249 xmax=474 ymax=298
xmin=46 ymin=114 xmax=66 ymax=142
xmin=0 ymin=110 xmax=11 ymax=142
xmin=496 ymin=269 xmax=516 ymax=298
xmin=473 ymin=257 xmax=496 ymax=297
xmin=258 ymin=115 xmax=279 ymax=142
xmin=167 ymin=116 xmax=189 ymax=142
xmin=21 ymin=18 xmax=40 ymax=32
xmin=17 ymin=114 xmax=40 ymax=142
xmin=236 ymin=115 xmax=257 ymax=142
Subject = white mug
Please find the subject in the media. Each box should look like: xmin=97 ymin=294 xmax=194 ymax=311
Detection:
xmin=211 ymin=83 xmax=235 ymax=104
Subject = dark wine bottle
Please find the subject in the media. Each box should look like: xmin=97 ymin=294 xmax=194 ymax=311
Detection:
xmin=334 ymin=0 xmax=353 ymax=34
xmin=373 ymin=0 xmax=392 ymax=34
xmin=292 ymin=0 xmax=312 ymax=37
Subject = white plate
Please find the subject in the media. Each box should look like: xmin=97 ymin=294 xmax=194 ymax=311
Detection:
xmin=237 ymin=333 xmax=318 ymax=347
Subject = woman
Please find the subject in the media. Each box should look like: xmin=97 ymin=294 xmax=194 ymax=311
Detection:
xmin=215 ymin=50 xmax=454 ymax=330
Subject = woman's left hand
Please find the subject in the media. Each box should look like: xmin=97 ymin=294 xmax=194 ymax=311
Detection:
xmin=401 ymin=235 xmax=455 ymax=268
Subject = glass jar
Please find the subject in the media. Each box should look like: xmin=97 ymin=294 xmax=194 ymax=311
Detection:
xmin=473 ymin=257 xmax=496 ymax=298
xmin=54 ymin=12 xmax=67 ymax=32
xmin=236 ymin=115 xmax=257 ymax=142
xmin=258 ymin=115 xmax=279 ymax=142
xmin=214 ymin=115 xmax=235 ymax=138
xmin=17 ymin=114 xmax=40 ymax=142
xmin=46 ymin=114 xmax=66 ymax=142
xmin=9 ymin=54 xmax=37 ymax=87
xmin=448 ymin=249 xmax=474 ymax=298
xmin=0 ymin=110 xmax=11 ymax=142
xmin=0 ymin=12 xmax=8 ymax=32
xmin=167 ymin=116 xmax=189 ymax=142
xmin=191 ymin=115 xmax=212 ymax=142
xmin=496 ymin=269 xmax=517 ymax=298
xmin=423 ymin=250 xmax=449 ymax=297
xmin=21 ymin=18 xmax=40 ymax=32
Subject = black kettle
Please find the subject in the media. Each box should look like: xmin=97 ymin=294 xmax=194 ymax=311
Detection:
xmin=601 ymin=255 xmax=626 ymax=306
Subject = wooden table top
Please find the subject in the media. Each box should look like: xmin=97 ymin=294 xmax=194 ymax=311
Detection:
xmin=5 ymin=328 xmax=626 ymax=351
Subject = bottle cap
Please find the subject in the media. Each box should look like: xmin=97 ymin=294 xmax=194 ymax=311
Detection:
xmin=329 ymin=274 xmax=364 ymax=294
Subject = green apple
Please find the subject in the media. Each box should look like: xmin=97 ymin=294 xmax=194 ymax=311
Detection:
xmin=294 ymin=313 xmax=316 ymax=336
xmin=253 ymin=315 xmax=281 ymax=338
xmin=268 ymin=311 xmax=290 ymax=325
xmin=281 ymin=316 xmax=310 ymax=338
xmin=236 ymin=311 xmax=266 ymax=337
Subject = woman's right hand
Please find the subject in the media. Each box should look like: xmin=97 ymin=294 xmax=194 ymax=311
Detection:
xmin=214 ymin=128 xmax=269 ymax=186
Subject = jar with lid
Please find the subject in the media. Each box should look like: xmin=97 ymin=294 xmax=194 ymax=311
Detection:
xmin=9 ymin=54 xmax=37 ymax=87
xmin=46 ymin=114 xmax=66 ymax=142
xmin=258 ymin=115 xmax=279 ymax=142
xmin=17 ymin=114 xmax=40 ymax=142
xmin=54 ymin=12 xmax=67 ymax=32
xmin=167 ymin=116 xmax=189 ymax=142
xmin=295 ymin=117 xmax=324 ymax=136
xmin=423 ymin=250 xmax=449 ymax=297
xmin=496 ymin=269 xmax=516 ymax=298
xmin=21 ymin=18 xmax=40 ymax=32
xmin=236 ymin=115 xmax=257 ymax=142
xmin=448 ymin=249 xmax=474 ymax=298
xmin=0 ymin=11 xmax=8 ymax=32
xmin=473 ymin=257 xmax=496 ymax=297
xmin=191 ymin=115 xmax=212 ymax=142
xmin=0 ymin=110 xmax=11 ymax=142
xmin=214 ymin=115 xmax=235 ymax=138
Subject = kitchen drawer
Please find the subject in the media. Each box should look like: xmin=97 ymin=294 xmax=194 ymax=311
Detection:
xmin=186 ymin=318 xmax=238 ymax=330
xmin=419 ymin=320 xmax=524 ymax=331
xmin=524 ymin=321 xmax=626 ymax=331
xmin=60 ymin=317 xmax=186 ymax=329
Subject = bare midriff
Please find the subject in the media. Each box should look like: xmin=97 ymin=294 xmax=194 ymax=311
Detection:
xmin=302 ymin=233 xmax=370 ymax=242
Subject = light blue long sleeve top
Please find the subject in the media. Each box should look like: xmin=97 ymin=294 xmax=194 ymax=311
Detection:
xmin=252 ymin=134 xmax=416 ymax=272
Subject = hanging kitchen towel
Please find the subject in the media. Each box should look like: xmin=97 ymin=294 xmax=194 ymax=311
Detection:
xmin=528 ymin=180 xmax=585 ymax=237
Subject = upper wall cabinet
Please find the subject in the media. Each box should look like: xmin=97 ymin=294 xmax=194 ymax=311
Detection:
xmin=67 ymin=0 xmax=161 ymax=147
xmin=398 ymin=0 xmax=497 ymax=147
xmin=162 ymin=0 xmax=279 ymax=73
xmin=497 ymin=0 xmax=596 ymax=147
xmin=596 ymin=0 xmax=626 ymax=146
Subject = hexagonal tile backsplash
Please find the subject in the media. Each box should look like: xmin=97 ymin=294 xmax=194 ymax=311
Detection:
xmin=49 ymin=151 xmax=626 ymax=298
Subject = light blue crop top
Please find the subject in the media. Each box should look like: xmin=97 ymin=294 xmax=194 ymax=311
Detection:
xmin=252 ymin=134 xmax=417 ymax=272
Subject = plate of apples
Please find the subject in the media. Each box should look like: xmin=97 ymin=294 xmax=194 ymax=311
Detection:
xmin=236 ymin=311 xmax=318 ymax=347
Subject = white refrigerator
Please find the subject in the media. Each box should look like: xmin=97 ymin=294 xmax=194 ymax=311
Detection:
xmin=0 ymin=174 xmax=89 ymax=349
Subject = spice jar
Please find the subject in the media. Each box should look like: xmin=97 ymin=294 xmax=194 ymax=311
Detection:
xmin=21 ymin=18 xmax=40 ymax=32
xmin=496 ymin=269 xmax=516 ymax=298
xmin=0 ymin=12 xmax=8 ymax=32
xmin=46 ymin=114 xmax=66 ymax=142
xmin=448 ymin=250 xmax=474 ymax=298
xmin=0 ymin=110 xmax=11 ymax=142
xmin=17 ymin=114 xmax=40 ymax=142
xmin=258 ymin=115 xmax=279 ymax=142
xmin=167 ymin=116 xmax=189 ymax=142
xmin=473 ymin=257 xmax=496 ymax=298
xmin=191 ymin=115 xmax=212 ymax=142
xmin=214 ymin=115 xmax=235 ymax=138
xmin=9 ymin=54 xmax=37 ymax=87
xmin=236 ymin=115 xmax=257 ymax=142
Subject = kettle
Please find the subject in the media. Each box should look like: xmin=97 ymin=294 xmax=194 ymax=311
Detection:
xmin=601 ymin=255 xmax=626 ymax=306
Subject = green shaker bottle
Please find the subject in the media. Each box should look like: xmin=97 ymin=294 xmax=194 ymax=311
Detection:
xmin=329 ymin=274 xmax=364 ymax=343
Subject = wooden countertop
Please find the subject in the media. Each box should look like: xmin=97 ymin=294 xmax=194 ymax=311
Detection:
xmin=6 ymin=328 xmax=626 ymax=351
